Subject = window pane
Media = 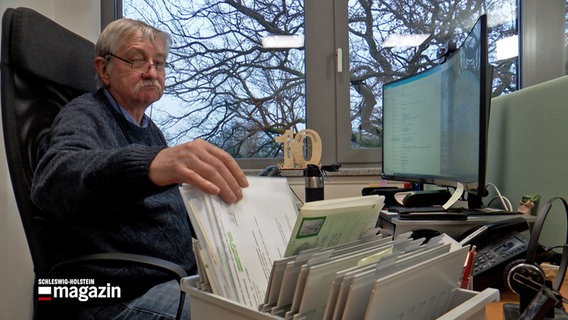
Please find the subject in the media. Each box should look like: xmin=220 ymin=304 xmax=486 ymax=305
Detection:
xmin=347 ymin=0 xmax=518 ymax=149
xmin=124 ymin=0 xmax=305 ymax=159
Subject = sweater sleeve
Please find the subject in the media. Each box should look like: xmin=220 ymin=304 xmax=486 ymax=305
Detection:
xmin=31 ymin=93 xmax=170 ymax=218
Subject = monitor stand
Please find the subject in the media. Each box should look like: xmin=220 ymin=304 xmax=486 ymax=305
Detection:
xmin=467 ymin=190 xmax=484 ymax=209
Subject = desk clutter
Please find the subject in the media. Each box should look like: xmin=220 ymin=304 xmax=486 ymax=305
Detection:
xmin=182 ymin=232 xmax=498 ymax=320
xmin=172 ymin=178 xmax=568 ymax=320
xmin=178 ymin=177 xmax=511 ymax=319
xmin=179 ymin=174 xmax=568 ymax=319
xmin=179 ymin=177 xmax=386 ymax=309
xmin=500 ymin=197 xmax=568 ymax=319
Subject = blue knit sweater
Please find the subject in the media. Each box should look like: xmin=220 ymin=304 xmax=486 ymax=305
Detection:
xmin=31 ymin=89 xmax=196 ymax=297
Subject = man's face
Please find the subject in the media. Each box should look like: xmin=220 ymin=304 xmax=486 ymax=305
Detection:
xmin=102 ymin=31 xmax=167 ymax=112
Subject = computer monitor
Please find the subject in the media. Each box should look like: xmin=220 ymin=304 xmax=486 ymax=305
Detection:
xmin=381 ymin=14 xmax=490 ymax=209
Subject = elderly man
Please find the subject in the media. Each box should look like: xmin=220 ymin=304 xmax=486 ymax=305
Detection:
xmin=31 ymin=18 xmax=248 ymax=319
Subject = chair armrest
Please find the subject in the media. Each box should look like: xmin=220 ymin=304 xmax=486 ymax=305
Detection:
xmin=49 ymin=252 xmax=188 ymax=279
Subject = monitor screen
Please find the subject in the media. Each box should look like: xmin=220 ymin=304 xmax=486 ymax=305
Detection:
xmin=381 ymin=15 xmax=489 ymax=208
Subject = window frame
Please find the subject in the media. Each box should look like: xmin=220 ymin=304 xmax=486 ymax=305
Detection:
xmin=104 ymin=0 xmax=566 ymax=170
xmin=334 ymin=0 xmax=381 ymax=166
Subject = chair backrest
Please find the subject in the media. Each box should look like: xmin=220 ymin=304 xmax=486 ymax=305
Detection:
xmin=1 ymin=7 xmax=96 ymax=277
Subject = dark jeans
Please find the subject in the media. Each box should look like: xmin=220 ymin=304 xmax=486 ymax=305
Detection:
xmin=77 ymin=279 xmax=190 ymax=320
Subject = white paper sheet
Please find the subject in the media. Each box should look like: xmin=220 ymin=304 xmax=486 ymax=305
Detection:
xmin=180 ymin=176 xmax=298 ymax=308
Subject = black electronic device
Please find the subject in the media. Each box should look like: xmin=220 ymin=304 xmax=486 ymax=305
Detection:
xmin=458 ymin=216 xmax=530 ymax=291
xmin=400 ymin=189 xmax=452 ymax=207
xmin=472 ymin=231 xmax=529 ymax=290
xmin=397 ymin=211 xmax=467 ymax=220
xmin=381 ymin=14 xmax=491 ymax=210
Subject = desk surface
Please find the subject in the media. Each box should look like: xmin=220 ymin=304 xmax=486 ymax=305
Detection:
xmin=486 ymin=276 xmax=568 ymax=319
xmin=485 ymin=288 xmax=520 ymax=319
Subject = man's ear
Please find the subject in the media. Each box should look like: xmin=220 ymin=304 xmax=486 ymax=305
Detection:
xmin=94 ymin=56 xmax=111 ymax=86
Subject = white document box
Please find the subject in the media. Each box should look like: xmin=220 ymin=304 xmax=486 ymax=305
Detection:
xmin=180 ymin=276 xmax=499 ymax=320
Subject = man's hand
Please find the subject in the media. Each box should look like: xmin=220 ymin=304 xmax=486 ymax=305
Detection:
xmin=149 ymin=139 xmax=249 ymax=203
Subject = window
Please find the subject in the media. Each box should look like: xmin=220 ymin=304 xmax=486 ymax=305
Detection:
xmin=123 ymin=0 xmax=305 ymax=170
xmin=109 ymin=0 xmax=565 ymax=169
xmin=344 ymin=0 xmax=518 ymax=155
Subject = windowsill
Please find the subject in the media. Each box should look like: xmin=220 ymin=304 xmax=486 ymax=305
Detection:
xmin=244 ymin=167 xmax=381 ymax=177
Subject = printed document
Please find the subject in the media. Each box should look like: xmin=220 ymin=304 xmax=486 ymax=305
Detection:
xmin=180 ymin=176 xmax=298 ymax=308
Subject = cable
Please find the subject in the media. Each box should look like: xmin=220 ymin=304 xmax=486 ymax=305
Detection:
xmin=485 ymin=182 xmax=513 ymax=211
xmin=289 ymin=185 xmax=304 ymax=206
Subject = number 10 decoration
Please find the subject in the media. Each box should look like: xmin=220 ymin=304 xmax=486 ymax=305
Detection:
xmin=274 ymin=129 xmax=322 ymax=169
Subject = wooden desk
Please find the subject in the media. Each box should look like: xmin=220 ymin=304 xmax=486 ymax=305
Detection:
xmin=485 ymin=287 xmax=520 ymax=319
xmin=485 ymin=276 xmax=568 ymax=319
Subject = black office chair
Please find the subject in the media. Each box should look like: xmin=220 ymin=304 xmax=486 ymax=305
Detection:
xmin=1 ymin=7 xmax=187 ymax=319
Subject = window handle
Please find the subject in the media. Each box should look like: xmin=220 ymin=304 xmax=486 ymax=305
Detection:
xmin=337 ymin=48 xmax=343 ymax=73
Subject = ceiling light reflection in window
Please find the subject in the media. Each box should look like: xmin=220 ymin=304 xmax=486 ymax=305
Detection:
xmin=382 ymin=34 xmax=429 ymax=48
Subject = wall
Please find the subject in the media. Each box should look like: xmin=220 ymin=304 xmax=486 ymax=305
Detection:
xmin=486 ymin=75 xmax=568 ymax=247
xmin=521 ymin=0 xmax=566 ymax=87
xmin=0 ymin=2 xmax=99 ymax=319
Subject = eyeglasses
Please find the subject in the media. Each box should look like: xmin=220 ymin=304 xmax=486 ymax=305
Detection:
xmin=105 ymin=53 xmax=166 ymax=75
